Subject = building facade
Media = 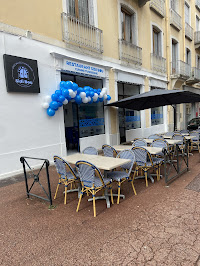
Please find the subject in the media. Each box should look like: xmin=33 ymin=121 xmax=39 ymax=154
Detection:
xmin=0 ymin=0 xmax=199 ymax=179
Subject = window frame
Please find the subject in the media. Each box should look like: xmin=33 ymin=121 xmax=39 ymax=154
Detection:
xmin=152 ymin=26 xmax=162 ymax=56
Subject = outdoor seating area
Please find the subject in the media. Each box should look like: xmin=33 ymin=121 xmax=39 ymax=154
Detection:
xmin=52 ymin=129 xmax=200 ymax=217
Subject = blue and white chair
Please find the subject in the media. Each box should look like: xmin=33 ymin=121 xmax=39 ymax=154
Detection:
xmin=54 ymin=155 xmax=80 ymax=205
xmin=82 ymin=146 xmax=98 ymax=155
xmin=132 ymin=139 xmax=147 ymax=147
xmin=172 ymin=133 xmax=186 ymax=153
xmin=190 ymin=132 xmax=200 ymax=153
xmin=75 ymin=160 xmax=113 ymax=217
xmin=106 ymin=150 xmax=136 ymax=204
xmin=131 ymin=147 xmax=161 ymax=187
xmin=102 ymin=144 xmax=118 ymax=157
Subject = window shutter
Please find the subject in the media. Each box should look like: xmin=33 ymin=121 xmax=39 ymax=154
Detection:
xmin=88 ymin=0 xmax=94 ymax=26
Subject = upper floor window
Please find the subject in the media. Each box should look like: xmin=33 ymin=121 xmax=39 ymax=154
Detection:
xmin=186 ymin=48 xmax=191 ymax=65
xmin=171 ymin=0 xmax=178 ymax=11
xmin=68 ymin=0 xmax=94 ymax=25
xmin=121 ymin=6 xmax=136 ymax=44
xmin=197 ymin=55 xmax=200 ymax=69
xmin=196 ymin=16 xmax=200 ymax=31
xmin=185 ymin=2 xmax=190 ymax=24
xmin=153 ymin=26 xmax=162 ymax=56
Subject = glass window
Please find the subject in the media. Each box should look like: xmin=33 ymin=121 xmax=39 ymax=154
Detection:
xmin=118 ymin=83 xmax=141 ymax=137
xmin=151 ymin=87 xmax=164 ymax=125
xmin=153 ymin=27 xmax=161 ymax=56
xmin=121 ymin=7 xmax=135 ymax=44
xmin=185 ymin=2 xmax=190 ymax=24
xmin=78 ymin=102 xmax=105 ymax=137
xmin=68 ymin=0 xmax=89 ymax=24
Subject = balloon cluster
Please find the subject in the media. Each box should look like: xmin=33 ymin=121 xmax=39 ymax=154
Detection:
xmin=42 ymin=81 xmax=111 ymax=117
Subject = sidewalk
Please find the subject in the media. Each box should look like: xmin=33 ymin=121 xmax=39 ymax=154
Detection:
xmin=0 ymin=152 xmax=200 ymax=265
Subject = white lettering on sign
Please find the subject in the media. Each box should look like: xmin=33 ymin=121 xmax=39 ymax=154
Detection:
xmin=65 ymin=60 xmax=105 ymax=78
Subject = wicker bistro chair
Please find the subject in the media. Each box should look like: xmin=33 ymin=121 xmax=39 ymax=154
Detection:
xmin=75 ymin=161 xmax=114 ymax=217
xmin=172 ymin=134 xmax=186 ymax=153
xmin=102 ymin=144 xmax=118 ymax=157
xmin=148 ymin=134 xmax=162 ymax=140
xmin=54 ymin=156 xmax=80 ymax=205
xmin=131 ymin=147 xmax=162 ymax=187
xmin=180 ymin=129 xmax=189 ymax=134
xmin=164 ymin=132 xmax=174 ymax=138
xmin=82 ymin=146 xmax=98 ymax=155
xmin=106 ymin=150 xmax=137 ymax=204
xmin=190 ymin=132 xmax=200 ymax=152
xmin=132 ymin=138 xmax=147 ymax=147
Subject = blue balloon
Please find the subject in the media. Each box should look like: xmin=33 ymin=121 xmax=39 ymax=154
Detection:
xmin=89 ymin=98 xmax=93 ymax=104
xmin=57 ymin=95 xmax=65 ymax=102
xmin=62 ymin=89 xmax=69 ymax=98
xmin=97 ymin=89 xmax=101 ymax=93
xmin=66 ymin=95 xmax=72 ymax=101
xmin=49 ymin=101 xmax=59 ymax=110
xmin=90 ymin=91 xmax=94 ymax=97
xmin=94 ymin=89 xmax=97 ymax=93
xmin=47 ymin=108 xmax=55 ymax=116
xmin=55 ymin=90 xmax=62 ymax=96
xmin=86 ymin=91 xmax=90 ymax=97
xmin=60 ymin=81 xmax=65 ymax=88
xmin=51 ymin=93 xmax=58 ymax=101
xmin=57 ymin=101 xmax=63 ymax=107
xmin=99 ymin=97 xmax=104 ymax=102
xmin=107 ymin=95 xmax=111 ymax=101
xmin=75 ymin=95 xmax=82 ymax=104
xmin=97 ymin=91 xmax=100 ymax=95
xmin=72 ymin=83 xmax=78 ymax=91
xmin=65 ymin=81 xmax=72 ymax=89
xmin=77 ymin=87 xmax=82 ymax=95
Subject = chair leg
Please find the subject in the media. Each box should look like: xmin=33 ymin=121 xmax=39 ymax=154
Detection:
xmin=117 ymin=182 xmax=121 ymax=204
xmin=131 ymin=171 xmax=137 ymax=195
xmin=64 ymin=184 xmax=68 ymax=204
xmin=54 ymin=180 xmax=61 ymax=200
xmin=93 ymin=188 xmax=96 ymax=217
xmin=110 ymin=186 xmax=114 ymax=204
xmin=76 ymin=188 xmax=84 ymax=212
xmin=144 ymin=169 xmax=148 ymax=187
xmin=157 ymin=166 xmax=160 ymax=181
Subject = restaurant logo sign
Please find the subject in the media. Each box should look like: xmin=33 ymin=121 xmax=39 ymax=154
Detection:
xmin=3 ymin=54 xmax=40 ymax=93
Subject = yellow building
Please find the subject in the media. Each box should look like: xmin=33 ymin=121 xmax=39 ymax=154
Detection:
xmin=0 ymin=0 xmax=200 ymax=178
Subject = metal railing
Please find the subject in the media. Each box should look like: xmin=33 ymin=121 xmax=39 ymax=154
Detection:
xmin=171 ymin=60 xmax=191 ymax=78
xmin=192 ymin=67 xmax=200 ymax=80
xmin=170 ymin=9 xmax=182 ymax=31
xmin=119 ymin=39 xmax=142 ymax=66
xmin=196 ymin=0 xmax=200 ymax=11
xmin=149 ymin=0 xmax=165 ymax=18
xmin=151 ymin=53 xmax=166 ymax=74
xmin=194 ymin=31 xmax=200 ymax=45
xmin=61 ymin=13 xmax=103 ymax=54
xmin=185 ymin=22 xmax=193 ymax=41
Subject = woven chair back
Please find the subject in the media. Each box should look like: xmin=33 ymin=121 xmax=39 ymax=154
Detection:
xmin=132 ymin=139 xmax=147 ymax=147
xmin=148 ymin=134 xmax=160 ymax=139
xmin=75 ymin=160 xmax=104 ymax=188
xmin=82 ymin=146 xmax=98 ymax=155
xmin=102 ymin=144 xmax=117 ymax=157
xmin=131 ymin=147 xmax=152 ymax=166
xmin=53 ymin=155 xmax=77 ymax=179
xmin=172 ymin=134 xmax=185 ymax=144
xmin=117 ymin=149 xmax=135 ymax=176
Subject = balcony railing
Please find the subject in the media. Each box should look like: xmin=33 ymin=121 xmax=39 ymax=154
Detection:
xmin=170 ymin=9 xmax=182 ymax=31
xmin=61 ymin=13 xmax=103 ymax=54
xmin=196 ymin=0 xmax=200 ymax=11
xmin=171 ymin=60 xmax=191 ymax=78
xmin=194 ymin=31 xmax=200 ymax=45
xmin=151 ymin=53 xmax=166 ymax=74
xmin=149 ymin=0 xmax=165 ymax=18
xmin=192 ymin=67 xmax=200 ymax=80
xmin=185 ymin=22 xmax=193 ymax=41
xmin=119 ymin=40 xmax=142 ymax=67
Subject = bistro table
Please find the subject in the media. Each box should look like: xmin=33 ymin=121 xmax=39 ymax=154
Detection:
xmin=63 ymin=153 xmax=131 ymax=208
xmin=113 ymin=145 xmax=163 ymax=155
xmin=141 ymin=139 xmax=182 ymax=146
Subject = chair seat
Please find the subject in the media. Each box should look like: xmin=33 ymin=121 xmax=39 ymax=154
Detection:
xmin=152 ymin=158 xmax=164 ymax=165
xmin=107 ymin=171 xmax=129 ymax=182
xmin=83 ymin=176 xmax=112 ymax=188
xmin=60 ymin=171 xmax=77 ymax=180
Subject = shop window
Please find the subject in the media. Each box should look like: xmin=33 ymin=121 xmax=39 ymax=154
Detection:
xmin=67 ymin=0 xmax=94 ymax=25
xmin=121 ymin=6 xmax=136 ymax=44
xmin=118 ymin=82 xmax=141 ymax=143
xmin=151 ymin=87 xmax=164 ymax=126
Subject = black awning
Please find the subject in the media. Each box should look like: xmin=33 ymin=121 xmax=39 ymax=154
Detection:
xmin=106 ymin=89 xmax=200 ymax=111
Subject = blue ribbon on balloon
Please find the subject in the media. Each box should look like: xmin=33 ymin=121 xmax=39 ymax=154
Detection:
xmin=46 ymin=81 xmax=111 ymax=116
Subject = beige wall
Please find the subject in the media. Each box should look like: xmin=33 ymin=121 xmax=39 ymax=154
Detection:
xmin=0 ymin=0 xmax=63 ymax=40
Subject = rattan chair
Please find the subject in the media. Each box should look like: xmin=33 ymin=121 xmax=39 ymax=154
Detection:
xmin=190 ymin=132 xmax=200 ymax=152
xmin=82 ymin=146 xmax=98 ymax=155
xmin=131 ymin=147 xmax=161 ymax=187
xmin=180 ymin=129 xmax=189 ymax=134
xmin=172 ymin=133 xmax=186 ymax=153
xmin=106 ymin=150 xmax=136 ymax=204
xmin=132 ymin=138 xmax=147 ymax=147
xmin=54 ymin=155 xmax=80 ymax=204
xmin=148 ymin=134 xmax=160 ymax=139
xmin=75 ymin=160 xmax=113 ymax=217
xmin=102 ymin=144 xmax=118 ymax=157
